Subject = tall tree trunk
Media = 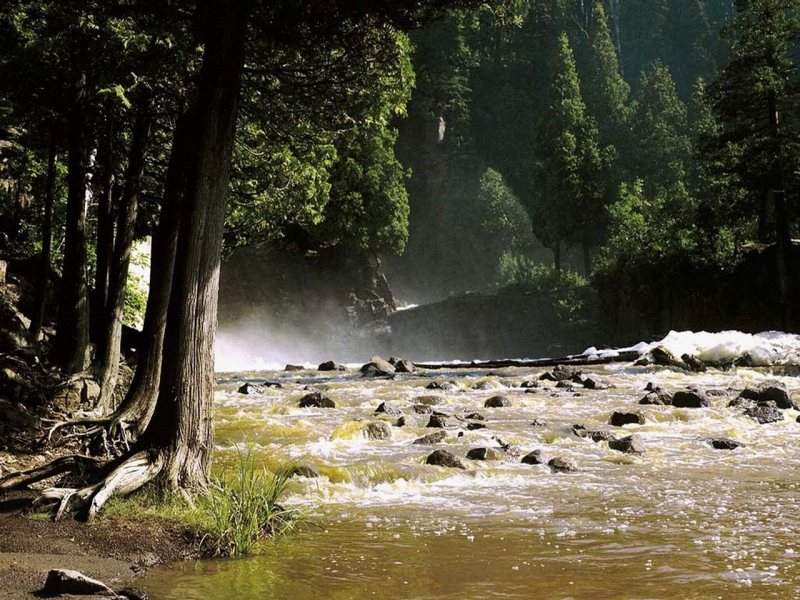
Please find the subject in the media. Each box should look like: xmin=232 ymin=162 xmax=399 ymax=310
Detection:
xmin=95 ymin=104 xmax=152 ymax=412
xmin=554 ymin=239 xmax=562 ymax=273
xmin=92 ymin=118 xmax=116 ymax=344
xmin=53 ymin=80 xmax=91 ymax=374
xmin=139 ymin=0 xmax=251 ymax=491
xmin=582 ymin=242 xmax=591 ymax=276
xmin=30 ymin=132 xmax=57 ymax=341
xmin=767 ymin=89 xmax=791 ymax=329
xmin=111 ymin=112 xmax=190 ymax=436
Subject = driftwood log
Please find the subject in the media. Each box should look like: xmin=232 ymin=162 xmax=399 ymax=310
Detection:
xmin=413 ymin=350 xmax=642 ymax=370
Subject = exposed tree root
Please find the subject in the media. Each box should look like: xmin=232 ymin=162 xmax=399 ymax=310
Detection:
xmin=0 ymin=450 xmax=164 ymax=521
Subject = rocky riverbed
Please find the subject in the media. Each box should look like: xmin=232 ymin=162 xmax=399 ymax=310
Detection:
xmin=142 ymin=354 xmax=800 ymax=599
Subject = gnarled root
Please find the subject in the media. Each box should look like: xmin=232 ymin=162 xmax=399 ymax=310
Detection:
xmin=0 ymin=450 xmax=164 ymax=521
xmin=45 ymin=403 xmax=151 ymax=457
xmin=0 ymin=455 xmax=102 ymax=491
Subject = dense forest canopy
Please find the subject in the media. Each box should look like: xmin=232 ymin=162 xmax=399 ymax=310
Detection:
xmin=0 ymin=0 xmax=798 ymax=514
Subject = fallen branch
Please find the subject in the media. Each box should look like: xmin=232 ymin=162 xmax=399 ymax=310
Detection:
xmin=413 ymin=350 xmax=642 ymax=371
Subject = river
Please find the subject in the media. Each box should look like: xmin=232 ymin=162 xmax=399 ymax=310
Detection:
xmin=142 ymin=357 xmax=800 ymax=599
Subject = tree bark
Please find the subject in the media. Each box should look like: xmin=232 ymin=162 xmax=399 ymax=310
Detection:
xmin=554 ymin=239 xmax=562 ymax=272
xmin=91 ymin=117 xmax=116 ymax=344
xmin=53 ymin=79 xmax=91 ymax=374
xmin=767 ymin=89 xmax=791 ymax=329
xmin=582 ymin=242 xmax=591 ymax=276
xmin=95 ymin=103 xmax=152 ymax=412
xmin=30 ymin=131 xmax=57 ymax=341
xmin=139 ymin=0 xmax=251 ymax=491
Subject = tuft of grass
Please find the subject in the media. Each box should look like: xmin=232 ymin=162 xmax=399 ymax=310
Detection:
xmin=199 ymin=450 xmax=300 ymax=558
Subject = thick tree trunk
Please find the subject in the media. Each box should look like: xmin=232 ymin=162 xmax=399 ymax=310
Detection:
xmin=139 ymin=0 xmax=251 ymax=491
xmin=30 ymin=133 xmax=57 ymax=341
xmin=91 ymin=119 xmax=116 ymax=344
xmin=767 ymin=90 xmax=791 ymax=329
xmin=95 ymin=104 xmax=152 ymax=412
xmin=53 ymin=85 xmax=91 ymax=375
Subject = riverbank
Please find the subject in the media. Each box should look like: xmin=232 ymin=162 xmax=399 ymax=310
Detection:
xmin=0 ymin=512 xmax=200 ymax=599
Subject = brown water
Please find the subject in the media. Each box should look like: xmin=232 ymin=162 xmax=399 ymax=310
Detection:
xmin=143 ymin=364 xmax=800 ymax=599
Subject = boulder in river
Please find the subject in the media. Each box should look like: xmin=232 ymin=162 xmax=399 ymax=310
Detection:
xmin=466 ymin=422 xmax=487 ymax=430
xmin=42 ymin=569 xmax=115 ymax=596
xmin=737 ymin=382 xmax=796 ymax=410
xmin=639 ymin=390 xmax=673 ymax=405
xmin=427 ymin=414 xmax=449 ymax=428
xmin=650 ymin=346 xmax=686 ymax=369
xmin=426 ymin=380 xmax=457 ymax=391
xmin=288 ymin=465 xmax=320 ymax=479
xmin=262 ymin=380 xmax=283 ymax=388
xmin=360 ymin=356 xmax=396 ymax=377
xmin=709 ymin=438 xmax=742 ymax=450
xmin=464 ymin=412 xmax=485 ymax=421
xmin=298 ymin=391 xmax=336 ymax=408
xmin=426 ymin=449 xmax=465 ymax=469
xmin=681 ymin=353 xmax=707 ymax=372
xmin=484 ymin=395 xmax=511 ymax=408
xmin=395 ymin=416 xmax=406 ymax=427
xmin=608 ymin=434 xmax=645 ymax=454
xmin=672 ymin=390 xmax=710 ymax=408
xmin=530 ymin=418 xmax=547 ymax=428
xmin=540 ymin=364 xmax=581 ymax=382
xmin=413 ymin=404 xmax=433 ymax=414
xmin=520 ymin=380 xmax=539 ymax=389
xmin=548 ymin=457 xmax=578 ymax=473
xmin=237 ymin=382 xmax=261 ymax=395
xmin=318 ymin=360 xmax=346 ymax=372
xmin=375 ymin=401 xmax=402 ymax=417
xmin=413 ymin=431 xmax=447 ymax=445
xmin=415 ymin=395 xmax=443 ymax=406
xmin=466 ymin=447 xmax=503 ymax=461
xmin=609 ymin=411 xmax=645 ymax=427
xmin=745 ymin=401 xmax=784 ymax=424
xmin=578 ymin=375 xmax=609 ymax=390
xmin=363 ymin=421 xmax=392 ymax=440
xmin=284 ymin=364 xmax=304 ymax=371
xmin=393 ymin=359 xmax=415 ymax=373
xmin=521 ymin=449 xmax=548 ymax=465
xmin=572 ymin=424 xmax=616 ymax=443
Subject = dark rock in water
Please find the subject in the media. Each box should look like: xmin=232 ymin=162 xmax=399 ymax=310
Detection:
xmin=466 ymin=422 xmax=487 ymax=430
xmin=43 ymin=569 xmax=115 ymax=596
xmin=416 ymin=395 xmax=443 ymax=406
xmin=426 ymin=380 xmax=456 ymax=391
xmin=681 ymin=354 xmax=707 ymax=372
xmin=579 ymin=375 xmax=609 ymax=390
xmin=738 ymin=382 xmax=795 ymax=409
xmin=644 ymin=382 xmax=661 ymax=392
xmin=609 ymin=411 xmax=645 ymax=426
xmin=520 ymin=380 xmax=539 ymax=389
xmin=521 ymin=449 xmax=548 ymax=465
xmin=299 ymin=391 xmax=335 ymax=408
xmin=464 ymin=412 xmax=485 ymax=421
xmin=525 ymin=388 xmax=538 ymax=394
xmin=427 ymin=414 xmax=449 ymax=428
xmin=639 ymin=390 xmax=673 ymax=405
xmin=466 ymin=447 xmax=503 ymax=461
xmin=709 ymin=438 xmax=742 ymax=450
xmin=262 ymin=380 xmax=283 ymax=388
xmin=237 ymin=382 xmax=261 ymax=395
xmin=484 ymin=395 xmax=511 ymax=408
xmin=650 ymin=346 xmax=686 ymax=368
xmin=375 ymin=401 xmax=402 ymax=417
xmin=634 ymin=356 xmax=653 ymax=367
xmin=395 ymin=416 xmax=406 ymax=427
xmin=285 ymin=364 xmax=304 ymax=371
xmin=705 ymin=388 xmax=728 ymax=398
xmin=119 ymin=588 xmax=150 ymax=600
xmin=672 ymin=390 xmax=709 ymax=408
xmin=426 ymin=449 xmax=465 ymax=469
xmin=555 ymin=380 xmax=574 ymax=390
xmin=413 ymin=431 xmax=447 ymax=445
xmin=393 ymin=359 xmax=415 ymax=373
xmin=318 ymin=360 xmax=346 ymax=371
xmin=289 ymin=465 xmax=320 ymax=479
xmin=548 ymin=457 xmax=577 ymax=472
xmin=363 ymin=421 xmax=392 ymax=440
xmin=728 ymin=396 xmax=755 ymax=409
xmin=745 ymin=401 xmax=784 ymax=424
xmin=530 ymin=418 xmax=547 ymax=427
xmin=608 ymin=434 xmax=645 ymax=454
xmin=572 ymin=424 xmax=615 ymax=442
xmin=361 ymin=357 xmax=396 ymax=377
xmin=540 ymin=364 xmax=581 ymax=382
xmin=413 ymin=404 xmax=433 ymax=414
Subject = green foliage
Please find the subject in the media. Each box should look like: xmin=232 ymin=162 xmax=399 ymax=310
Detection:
xmin=122 ymin=241 xmax=150 ymax=329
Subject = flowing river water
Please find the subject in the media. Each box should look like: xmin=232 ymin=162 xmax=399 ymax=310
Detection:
xmin=142 ymin=361 xmax=800 ymax=599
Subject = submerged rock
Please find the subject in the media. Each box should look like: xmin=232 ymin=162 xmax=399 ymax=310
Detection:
xmin=672 ymin=390 xmax=710 ymax=408
xmin=572 ymin=424 xmax=616 ymax=443
xmin=413 ymin=431 xmax=447 ymax=445
xmin=530 ymin=418 xmax=547 ymax=427
xmin=237 ymin=382 xmax=261 ymax=395
xmin=737 ymin=382 xmax=795 ymax=409
xmin=709 ymin=438 xmax=742 ymax=450
xmin=426 ymin=380 xmax=457 ymax=391
xmin=521 ymin=449 xmax=548 ymax=465
xmin=466 ymin=447 xmax=503 ymax=461
xmin=298 ymin=391 xmax=336 ymax=408
xmin=415 ymin=395 xmax=443 ymax=406
xmin=745 ymin=401 xmax=784 ymax=424
xmin=484 ymin=395 xmax=511 ymax=408
xmin=427 ymin=414 xmax=449 ymax=428
xmin=608 ymin=434 xmax=645 ymax=454
xmin=262 ymin=380 xmax=283 ymax=388
xmin=639 ymin=390 xmax=673 ymax=405
xmin=318 ymin=360 xmax=346 ymax=371
xmin=548 ymin=457 xmax=578 ymax=472
xmin=412 ymin=404 xmax=433 ymax=414
xmin=426 ymin=449 xmax=465 ymax=469
xmin=466 ymin=422 xmax=487 ymax=430
xmin=375 ymin=401 xmax=402 ymax=417
xmin=363 ymin=421 xmax=392 ymax=440
xmin=464 ymin=412 xmax=485 ymax=421
xmin=609 ymin=411 xmax=645 ymax=427
xmin=42 ymin=569 xmax=115 ymax=596
xmin=520 ymin=380 xmax=539 ymax=389
xmin=289 ymin=465 xmax=320 ymax=479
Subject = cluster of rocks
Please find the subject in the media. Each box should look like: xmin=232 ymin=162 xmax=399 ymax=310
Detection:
xmin=360 ymin=356 xmax=415 ymax=378
xmin=536 ymin=364 xmax=610 ymax=392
